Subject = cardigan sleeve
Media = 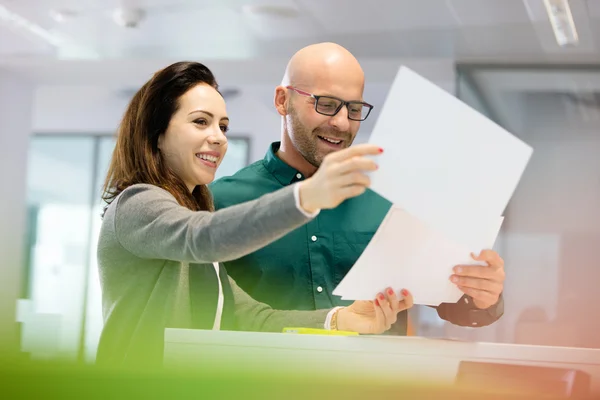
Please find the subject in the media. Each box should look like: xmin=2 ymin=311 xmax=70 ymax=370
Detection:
xmin=112 ymin=183 xmax=314 ymax=264
xmin=229 ymin=276 xmax=330 ymax=332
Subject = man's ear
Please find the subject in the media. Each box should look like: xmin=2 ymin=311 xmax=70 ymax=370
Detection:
xmin=274 ymin=86 xmax=288 ymax=117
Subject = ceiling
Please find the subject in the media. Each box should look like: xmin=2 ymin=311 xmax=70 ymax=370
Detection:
xmin=1 ymin=0 xmax=600 ymax=63
xmin=3 ymin=0 xmax=600 ymax=147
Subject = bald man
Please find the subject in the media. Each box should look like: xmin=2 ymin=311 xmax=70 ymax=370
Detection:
xmin=210 ymin=43 xmax=504 ymax=334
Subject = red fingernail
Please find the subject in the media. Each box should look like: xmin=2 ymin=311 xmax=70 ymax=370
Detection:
xmin=387 ymin=288 xmax=394 ymax=296
xmin=374 ymin=299 xmax=380 ymax=306
xmin=378 ymin=147 xmax=384 ymax=153
xmin=378 ymin=294 xmax=385 ymax=300
xmin=401 ymin=289 xmax=408 ymax=296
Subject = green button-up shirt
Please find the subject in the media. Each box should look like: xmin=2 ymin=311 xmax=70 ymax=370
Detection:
xmin=210 ymin=142 xmax=504 ymax=331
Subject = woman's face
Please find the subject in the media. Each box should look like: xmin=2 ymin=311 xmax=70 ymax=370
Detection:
xmin=158 ymin=83 xmax=229 ymax=192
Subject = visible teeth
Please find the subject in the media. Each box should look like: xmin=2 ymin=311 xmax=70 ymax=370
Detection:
xmin=319 ymin=136 xmax=341 ymax=144
xmin=197 ymin=154 xmax=218 ymax=163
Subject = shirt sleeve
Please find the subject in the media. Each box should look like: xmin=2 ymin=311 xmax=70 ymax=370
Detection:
xmin=435 ymin=293 xmax=504 ymax=327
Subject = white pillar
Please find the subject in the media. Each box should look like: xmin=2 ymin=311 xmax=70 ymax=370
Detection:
xmin=0 ymin=69 xmax=33 ymax=356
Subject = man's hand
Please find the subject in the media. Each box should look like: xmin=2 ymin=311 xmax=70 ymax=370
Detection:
xmin=450 ymin=250 xmax=505 ymax=309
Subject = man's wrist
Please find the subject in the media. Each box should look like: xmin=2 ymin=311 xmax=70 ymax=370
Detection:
xmin=473 ymin=297 xmax=491 ymax=310
xmin=473 ymin=293 xmax=501 ymax=310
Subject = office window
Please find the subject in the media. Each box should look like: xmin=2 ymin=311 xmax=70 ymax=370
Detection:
xmin=22 ymin=134 xmax=250 ymax=361
xmin=24 ymin=136 xmax=96 ymax=359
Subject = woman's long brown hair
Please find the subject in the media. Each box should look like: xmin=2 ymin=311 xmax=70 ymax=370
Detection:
xmin=102 ymin=61 xmax=218 ymax=212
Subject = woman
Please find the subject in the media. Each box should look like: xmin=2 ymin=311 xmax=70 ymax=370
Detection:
xmin=97 ymin=61 xmax=413 ymax=368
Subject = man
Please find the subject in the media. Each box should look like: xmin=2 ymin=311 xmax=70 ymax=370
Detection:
xmin=210 ymin=42 xmax=504 ymax=333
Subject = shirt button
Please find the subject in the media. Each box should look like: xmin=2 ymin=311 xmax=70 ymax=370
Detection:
xmin=296 ymin=173 xmax=302 ymax=179
xmin=317 ymin=286 xmax=323 ymax=293
xmin=311 ymin=235 xmax=317 ymax=242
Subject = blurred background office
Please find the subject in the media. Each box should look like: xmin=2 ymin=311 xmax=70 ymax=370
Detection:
xmin=1 ymin=0 xmax=599 ymax=363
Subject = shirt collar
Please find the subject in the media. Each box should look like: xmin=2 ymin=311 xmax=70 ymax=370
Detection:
xmin=263 ymin=141 xmax=305 ymax=185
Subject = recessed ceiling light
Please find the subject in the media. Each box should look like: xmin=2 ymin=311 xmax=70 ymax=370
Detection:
xmin=242 ymin=4 xmax=300 ymax=19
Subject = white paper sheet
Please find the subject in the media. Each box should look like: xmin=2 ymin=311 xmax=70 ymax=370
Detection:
xmin=365 ymin=66 xmax=532 ymax=247
xmin=333 ymin=66 xmax=532 ymax=306
xmin=332 ymin=206 xmax=504 ymax=305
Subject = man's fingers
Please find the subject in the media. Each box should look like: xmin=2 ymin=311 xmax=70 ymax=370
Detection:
xmin=472 ymin=249 xmax=504 ymax=268
xmin=452 ymin=264 xmax=505 ymax=281
xmin=457 ymin=286 xmax=497 ymax=307
xmin=450 ymin=276 xmax=503 ymax=294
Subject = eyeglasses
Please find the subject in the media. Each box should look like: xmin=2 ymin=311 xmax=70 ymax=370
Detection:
xmin=286 ymin=86 xmax=373 ymax=121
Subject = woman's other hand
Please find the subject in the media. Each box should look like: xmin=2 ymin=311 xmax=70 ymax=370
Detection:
xmin=337 ymin=288 xmax=414 ymax=334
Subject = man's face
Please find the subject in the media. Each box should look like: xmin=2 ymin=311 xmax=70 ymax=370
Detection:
xmin=284 ymin=86 xmax=365 ymax=168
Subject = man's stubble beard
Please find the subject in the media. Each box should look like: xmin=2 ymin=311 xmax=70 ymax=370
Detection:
xmin=287 ymin=109 xmax=321 ymax=168
xmin=286 ymin=105 xmax=355 ymax=168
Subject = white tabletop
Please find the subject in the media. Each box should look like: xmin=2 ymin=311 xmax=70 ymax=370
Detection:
xmin=164 ymin=329 xmax=600 ymax=394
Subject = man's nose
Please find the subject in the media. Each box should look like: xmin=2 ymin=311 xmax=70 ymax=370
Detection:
xmin=328 ymin=105 xmax=350 ymax=131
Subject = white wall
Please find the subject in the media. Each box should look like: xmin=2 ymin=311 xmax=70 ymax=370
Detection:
xmin=0 ymin=69 xmax=33 ymax=355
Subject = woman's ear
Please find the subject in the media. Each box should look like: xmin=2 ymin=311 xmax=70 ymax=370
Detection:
xmin=273 ymin=86 xmax=288 ymax=117
xmin=157 ymin=133 xmax=164 ymax=151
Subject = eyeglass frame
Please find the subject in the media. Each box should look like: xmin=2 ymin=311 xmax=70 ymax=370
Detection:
xmin=285 ymin=86 xmax=374 ymax=121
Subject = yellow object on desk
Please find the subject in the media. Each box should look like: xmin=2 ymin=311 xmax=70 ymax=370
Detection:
xmin=282 ymin=328 xmax=359 ymax=336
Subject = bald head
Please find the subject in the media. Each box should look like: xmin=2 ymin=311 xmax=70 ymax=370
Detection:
xmin=274 ymin=43 xmax=367 ymax=176
xmin=281 ymin=42 xmax=364 ymax=92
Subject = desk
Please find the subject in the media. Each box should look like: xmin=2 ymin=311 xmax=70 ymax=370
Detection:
xmin=165 ymin=329 xmax=600 ymax=397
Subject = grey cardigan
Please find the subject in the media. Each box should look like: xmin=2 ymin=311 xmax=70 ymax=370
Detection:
xmin=96 ymin=183 xmax=329 ymax=367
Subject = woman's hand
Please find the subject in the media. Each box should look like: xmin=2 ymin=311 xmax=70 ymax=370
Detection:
xmin=337 ymin=288 xmax=414 ymax=334
xmin=298 ymin=144 xmax=382 ymax=213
